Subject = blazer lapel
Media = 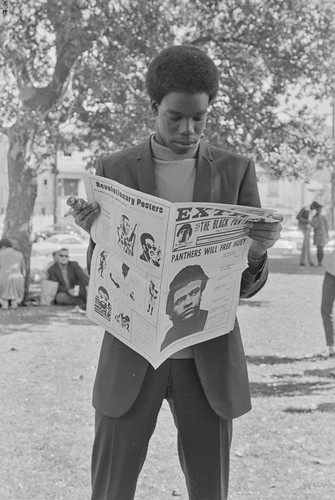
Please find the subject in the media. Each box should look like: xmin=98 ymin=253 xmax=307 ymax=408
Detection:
xmin=136 ymin=138 xmax=158 ymax=196
xmin=67 ymin=262 xmax=75 ymax=286
xmin=55 ymin=264 xmax=66 ymax=286
xmin=193 ymin=141 xmax=213 ymax=202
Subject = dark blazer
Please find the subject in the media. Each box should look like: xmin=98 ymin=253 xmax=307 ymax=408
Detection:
xmin=89 ymin=138 xmax=268 ymax=420
xmin=47 ymin=261 xmax=89 ymax=296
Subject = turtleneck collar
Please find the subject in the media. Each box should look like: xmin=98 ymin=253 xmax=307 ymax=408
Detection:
xmin=151 ymin=133 xmax=199 ymax=160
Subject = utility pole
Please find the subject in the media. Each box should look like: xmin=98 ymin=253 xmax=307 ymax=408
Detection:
xmin=53 ymin=148 xmax=58 ymax=224
xmin=331 ymin=93 xmax=335 ymax=230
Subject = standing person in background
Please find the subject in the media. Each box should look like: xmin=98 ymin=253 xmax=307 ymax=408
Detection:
xmin=310 ymin=201 xmax=328 ymax=266
xmin=296 ymin=205 xmax=314 ymax=266
xmin=321 ymin=249 xmax=335 ymax=358
xmin=0 ymin=238 xmax=25 ymax=309
xmin=66 ymin=45 xmax=282 ymax=500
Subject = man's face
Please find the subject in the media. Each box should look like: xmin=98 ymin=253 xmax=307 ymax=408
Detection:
xmin=178 ymin=228 xmax=189 ymax=243
xmin=58 ymin=251 xmax=69 ymax=264
xmin=122 ymin=217 xmax=130 ymax=234
xmin=98 ymin=290 xmax=108 ymax=305
xmin=144 ymin=238 xmax=156 ymax=258
xmin=153 ymin=92 xmax=209 ymax=155
xmin=171 ymin=279 xmax=202 ymax=323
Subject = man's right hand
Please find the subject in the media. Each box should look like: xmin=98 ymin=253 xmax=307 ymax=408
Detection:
xmin=66 ymin=197 xmax=100 ymax=235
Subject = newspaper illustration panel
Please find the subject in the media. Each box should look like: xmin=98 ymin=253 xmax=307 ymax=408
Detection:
xmin=83 ymin=174 xmax=276 ymax=368
xmin=84 ymin=174 xmax=171 ymax=366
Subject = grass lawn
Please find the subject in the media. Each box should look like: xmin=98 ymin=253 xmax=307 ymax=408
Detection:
xmin=0 ymin=254 xmax=334 ymax=499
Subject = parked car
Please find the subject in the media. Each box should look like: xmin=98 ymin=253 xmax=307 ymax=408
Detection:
xmin=267 ymin=225 xmax=301 ymax=255
xmin=280 ymin=226 xmax=303 ymax=250
xmin=33 ymin=223 xmax=85 ymax=242
xmin=280 ymin=227 xmax=335 ymax=254
xmin=268 ymin=237 xmax=298 ymax=255
xmin=31 ymin=233 xmax=89 ymax=279
xmin=269 ymin=225 xmax=335 ymax=256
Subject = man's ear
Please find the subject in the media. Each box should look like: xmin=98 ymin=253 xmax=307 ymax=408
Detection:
xmin=151 ymin=100 xmax=159 ymax=115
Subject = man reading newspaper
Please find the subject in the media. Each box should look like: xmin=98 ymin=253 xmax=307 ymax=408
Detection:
xmin=67 ymin=45 xmax=282 ymax=500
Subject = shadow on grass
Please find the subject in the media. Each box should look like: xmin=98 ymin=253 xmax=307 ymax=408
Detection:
xmin=246 ymin=355 xmax=326 ymax=365
xmin=238 ymin=299 xmax=271 ymax=307
xmin=0 ymin=305 xmax=92 ymax=336
xmin=249 ymin=363 xmax=335 ymax=398
xmin=304 ymin=368 xmax=335 ymax=379
xmin=284 ymin=403 xmax=335 ymax=414
xmin=250 ymin=380 xmax=333 ymax=398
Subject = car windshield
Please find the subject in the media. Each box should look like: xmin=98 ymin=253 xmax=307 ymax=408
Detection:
xmin=47 ymin=224 xmax=76 ymax=231
xmin=46 ymin=235 xmax=81 ymax=244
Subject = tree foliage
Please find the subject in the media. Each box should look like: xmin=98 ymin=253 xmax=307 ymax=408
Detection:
xmin=0 ymin=0 xmax=334 ymax=295
xmin=0 ymin=0 xmax=176 ymax=294
xmin=179 ymin=0 xmax=335 ymax=177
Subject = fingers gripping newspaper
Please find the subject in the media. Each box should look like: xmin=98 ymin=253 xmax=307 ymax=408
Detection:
xmin=84 ymin=174 xmax=276 ymax=369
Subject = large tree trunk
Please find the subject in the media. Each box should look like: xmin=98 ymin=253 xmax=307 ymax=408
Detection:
xmin=1 ymin=2 xmax=98 ymax=301
xmin=4 ymin=123 xmax=38 ymax=302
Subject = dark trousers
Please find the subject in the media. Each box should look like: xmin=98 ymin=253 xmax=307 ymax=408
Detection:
xmin=321 ymin=272 xmax=335 ymax=347
xmin=55 ymin=292 xmax=83 ymax=306
xmin=91 ymin=359 xmax=233 ymax=500
xmin=299 ymin=227 xmax=313 ymax=265
xmin=316 ymin=245 xmax=324 ymax=265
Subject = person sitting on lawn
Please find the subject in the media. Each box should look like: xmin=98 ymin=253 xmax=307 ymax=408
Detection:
xmin=0 ymin=238 xmax=26 ymax=309
xmin=47 ymin=247 xmax=89 ymax=312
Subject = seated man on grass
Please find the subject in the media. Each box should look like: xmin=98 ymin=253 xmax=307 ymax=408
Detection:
xmin=47 ymin=247 xmax=89 ymax=312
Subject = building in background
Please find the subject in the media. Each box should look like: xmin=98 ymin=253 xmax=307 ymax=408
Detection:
xmin=33 ymin=150 xmax=89 ymax=221
xmin=0 ymin=133 xmax=331 ymax=233
xmin=257 ymin=165 xmax=328 ymax=227
xmin=0 ymin=136 xmax=90 ymax=235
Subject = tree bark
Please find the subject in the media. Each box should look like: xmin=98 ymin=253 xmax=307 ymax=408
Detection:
xmin=5 ymin=122 xmax=38 ymax=302
xmin=1 ymin=5 xmax=95 ymax=302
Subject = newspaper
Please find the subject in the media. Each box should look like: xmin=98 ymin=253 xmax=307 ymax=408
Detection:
xmin=83 ymin=173 xmax=276 ymax=368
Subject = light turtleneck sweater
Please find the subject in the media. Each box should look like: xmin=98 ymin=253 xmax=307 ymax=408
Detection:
xmin=151 ymin=134 xmax=199 ymax=359
xmin=150 ymin=134 xmax=198 ymax=203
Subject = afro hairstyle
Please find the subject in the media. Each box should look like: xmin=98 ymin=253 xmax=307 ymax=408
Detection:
xmin=146 ymin=45 xmax=219 ymax=104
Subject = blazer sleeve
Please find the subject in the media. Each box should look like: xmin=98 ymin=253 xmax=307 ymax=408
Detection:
xmin=238 ymin=158 xmax=261 ymax=208
xmin=240 ymin=255 xmax=268 ymax=298
xmin=47 ymin=265 xmax=64 ymax=293
xmin=236 ymin=157 xmax=268 ymax=298
xmin=87 ymin=239 xmax=95 ymax=275
xmin=86 ymin=158 xmax=104 ymax=274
